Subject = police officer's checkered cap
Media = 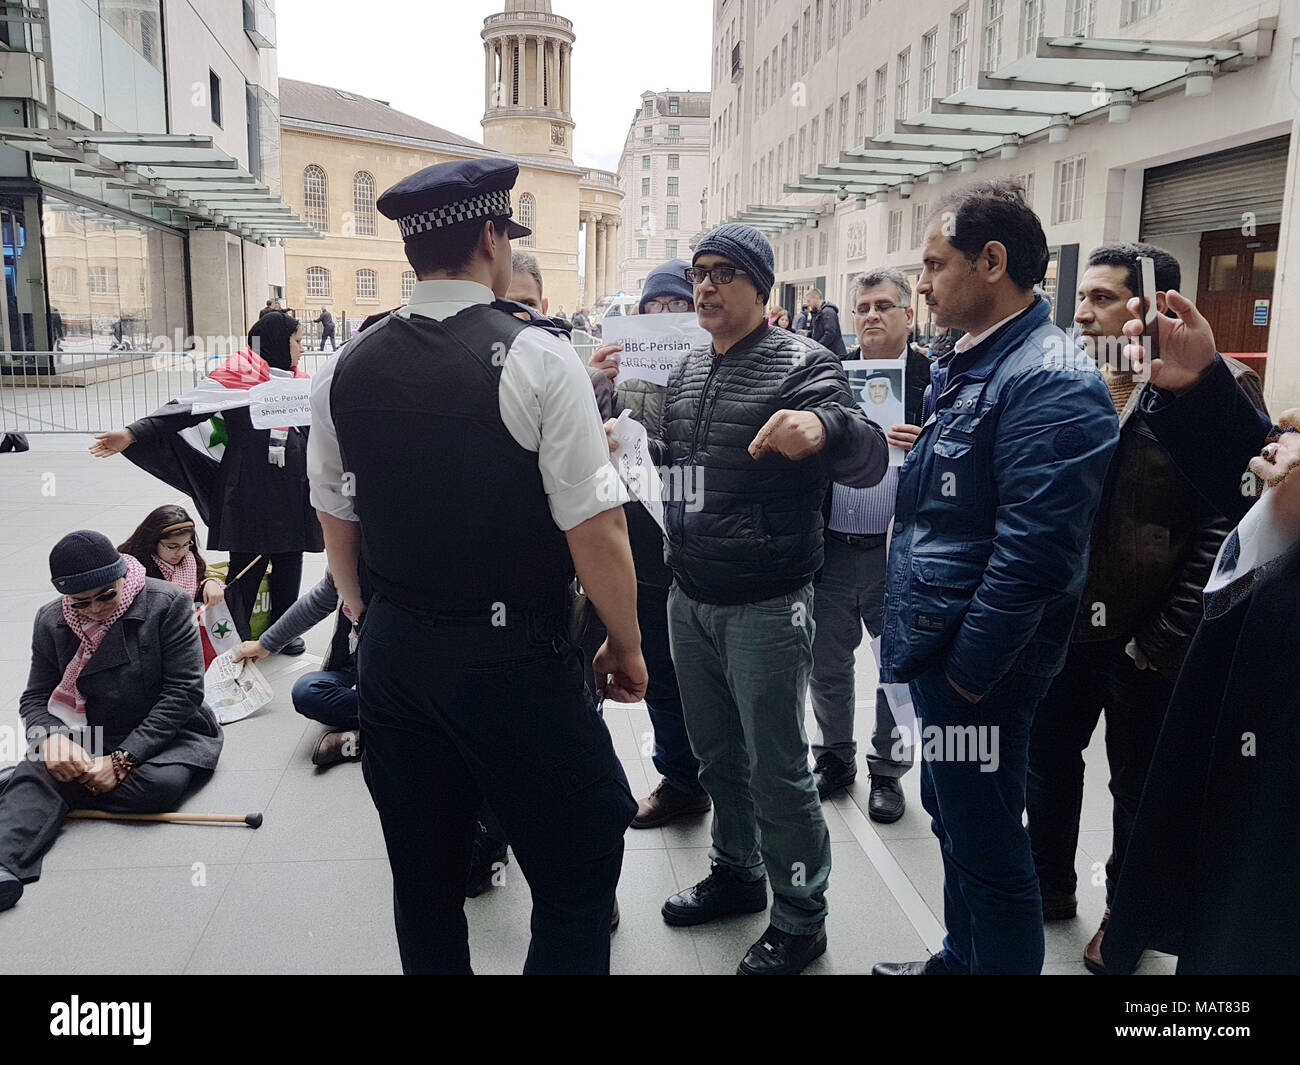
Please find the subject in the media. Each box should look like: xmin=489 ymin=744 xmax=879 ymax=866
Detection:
xmin=397 ymin=189 xmax=512 ymax=238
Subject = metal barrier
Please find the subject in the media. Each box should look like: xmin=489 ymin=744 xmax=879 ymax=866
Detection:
xmin=0 ymin=338 xmax=596 ymax=435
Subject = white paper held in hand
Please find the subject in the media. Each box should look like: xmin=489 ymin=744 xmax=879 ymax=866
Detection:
xmin=601 ymin=313 xmax=710 ymax=387
xmin=609 ymin=410 xmax=666 ymax=531
xmin=203 ymin=650 xmax=274 ymax=725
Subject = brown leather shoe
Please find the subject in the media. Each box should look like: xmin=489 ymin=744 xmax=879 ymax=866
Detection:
xmin=1083 ymin=907 xmax=1109 ymax=974
xmin=632 ymin=778 xmax=712 ymax=829
xmin=311 ymin=729 xmax=363 ymax=767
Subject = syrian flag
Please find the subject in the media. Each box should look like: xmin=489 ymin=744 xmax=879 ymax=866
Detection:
xmin=124 ymin=350 xmax=310 ymax=525
xmin=197 ymin=599 xmax=242 ymax=669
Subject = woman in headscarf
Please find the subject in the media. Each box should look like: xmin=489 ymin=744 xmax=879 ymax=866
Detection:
xmin=0 ymin=531 xmax=222 ymax=912
xmin=90 ymin=313 xmax=324 ymax=647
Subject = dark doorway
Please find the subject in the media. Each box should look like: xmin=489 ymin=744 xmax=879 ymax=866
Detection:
xmin=1196 ymin=224 xmax=1278 ymax=355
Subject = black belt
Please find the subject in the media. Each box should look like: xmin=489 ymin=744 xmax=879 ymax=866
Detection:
xmin=826 ymin=530 xmax=888 ymax=549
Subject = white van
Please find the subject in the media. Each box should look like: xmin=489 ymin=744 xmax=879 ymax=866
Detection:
xmin=590 ymin=294 xmax=639 ymax=335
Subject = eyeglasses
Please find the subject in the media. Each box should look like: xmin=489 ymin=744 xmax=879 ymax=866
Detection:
xmin=854 ymin=302 xmax=902 ymax=317
xmin=68 ymin=587 xmax=120 ymax=610
xmin=685 ymin=266 xmax=750 ymax=286
xmin=643 ymin=299 xmax=693 ymax=314
xmin=159 ymin=540 xmax=194 ymax=552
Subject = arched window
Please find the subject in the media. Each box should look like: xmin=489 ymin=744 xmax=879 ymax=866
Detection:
xmin=356 ymin=268 xmax=377 ymax=300
xmin=517 ymin=192 xmax=536 ymax=248
xmin=352 ymin=171 xmax=376 ymax=236
xmin=306 ymin=266 xmax=331 ymax=297
xmin=302 ymin=165 xmax=329 ymax=231
xmin=401 ymin=270 xmax=416 ymax=301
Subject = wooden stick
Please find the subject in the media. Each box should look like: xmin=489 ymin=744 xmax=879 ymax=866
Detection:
xmin=230 ymin=554 xmax=264 ymax=583
xmin=68 ymin=810 xmax=263 ymax=828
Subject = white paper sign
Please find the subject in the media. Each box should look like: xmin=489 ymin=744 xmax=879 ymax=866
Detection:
xmin=608 ymin=410 xmax=666 ymax=531
xmin=248 ymin=377 xmax=313 ymax=428
xmin=203 ymin=651 xmax=274 ymax=725
xmin=843 ymin=357 xmax=908 ymax=466
xmin=601 ymin=313 xmax=710 ymax=387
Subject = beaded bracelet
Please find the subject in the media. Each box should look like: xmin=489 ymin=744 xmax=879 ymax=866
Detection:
xmin=110 ymin=749 xmax=136 ymax=782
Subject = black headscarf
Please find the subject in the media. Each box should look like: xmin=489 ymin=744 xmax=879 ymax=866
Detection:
xmin=247 ymin=310 xmax=300 ymax=371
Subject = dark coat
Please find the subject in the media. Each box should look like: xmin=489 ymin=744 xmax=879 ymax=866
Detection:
xmin=651 ymin=321 xmax=888 ymax=605
xmin=1072 ymin=358 xmax=1267 ymax=680
xmin=1103 ymin=354 xmax=1297 ymax=974
xmin=20 ymin=578 xmax=223 ymax=770
xmin=129 ymin=404 xmax=324 ymax=556
xmin=810 ymin=303 xmax=847 ymax=357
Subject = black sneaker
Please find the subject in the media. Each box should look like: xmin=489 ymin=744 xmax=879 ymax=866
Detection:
xmin=737 ymin=923 xmax=828 ymax=975
xmin=867 ymin=775 xmax=905 ymax=823
xmin=279 ymin=636 xmax=307 ymax=656
xmin=812 ymin=752 xmax=857 ymax=800
xmin=465 ymin=823 xmax=508 ymax=898
xmin=662 ymin=864 xmax=768 ymax=927
xmin=0 ymin=867 xmax=22 ymax=912
xmin=872 ymin=952 xmax=961 ymax=975
xmin=1041 ymin=888 xmax=1078 ymax=921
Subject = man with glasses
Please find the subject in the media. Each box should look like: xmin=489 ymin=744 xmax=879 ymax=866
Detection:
xmin=625 ymin=224 xmax=887 ymax=975
xmin=809 ymin=269 xmax=930 ymax=819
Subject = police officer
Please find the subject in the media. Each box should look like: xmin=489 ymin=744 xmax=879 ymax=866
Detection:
xmin=306 ymin=158 xmax=645 ymax=975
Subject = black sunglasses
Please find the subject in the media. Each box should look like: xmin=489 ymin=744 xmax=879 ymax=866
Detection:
xmin=69 ymin=587 xmax=119 ymax=610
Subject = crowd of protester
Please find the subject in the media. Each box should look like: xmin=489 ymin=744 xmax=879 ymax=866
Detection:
xmin=1 ymin=167 xmax=1295 ymax=978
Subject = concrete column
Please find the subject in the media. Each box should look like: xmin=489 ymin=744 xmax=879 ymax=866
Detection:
xmin=535 ymin=36 xmax=545 ymax=109
xmin=596 ymin=221 xmax=609 ymax=304
xmin=583 ymin=213 xmax=598 ymax=311
xmin=560 ymin=44 xmax=570 ymax=113
xmin=517 ymin=35 xmax=527 ymax=106
xmin=604 ymin=221 xmax=619 ymax=296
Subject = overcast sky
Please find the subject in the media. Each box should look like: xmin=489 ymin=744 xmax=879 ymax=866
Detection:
xmin=276 ymin=0 xmax=713 ymax=172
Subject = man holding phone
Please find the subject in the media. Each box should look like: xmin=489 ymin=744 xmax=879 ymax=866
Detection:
xmin=1026 ymin=243 xmax=1266 ymax=972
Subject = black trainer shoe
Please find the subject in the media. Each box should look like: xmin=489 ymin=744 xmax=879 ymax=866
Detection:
xmin=279 ymin=636 xmax=307 ymax=656
xmin=465 ymin=823 xmax=508 ymax=898
xmin=867 ymin=775 xmax=905 ymax=823
xmin=872 ymin=952 xmax=961 ymax=975
xmin=737 ymin=923 xmax=828 ymax=975
xmin=661 ymin=864 xmax=768 ymax=927
xmin=812 ymin=752 xmax=857 ymax=800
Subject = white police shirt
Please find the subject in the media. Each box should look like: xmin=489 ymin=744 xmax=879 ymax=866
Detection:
xmin=308 ymin=279 xmax=620 ymax=532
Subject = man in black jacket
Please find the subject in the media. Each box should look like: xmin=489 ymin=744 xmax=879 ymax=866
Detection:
xmin=631 ymin=223 xmax=887 ymax=975
xmin=809 ymin=267 xmax=930 ymax=818
xmin=1025 ymin=243 xmax=1267 ymax=972
xmin=315 ymin=308 xmax=336 ymax=351
xmin=807 ymin=288 xmax=847 ymax=357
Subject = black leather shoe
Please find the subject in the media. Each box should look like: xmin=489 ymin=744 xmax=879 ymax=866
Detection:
xmin=662 ymin=864 xmax=768 ymax=927
xmin=812 ymin=752 xmax=857 ymax=800
xmin=872 ymin=952 xmax=960 ymax=975
xmin=867 ymin=775 xmax=905 ymax=823
xmin=611 ymin=897 xmax=620 ymax=934
xmin=279 ymin=637 xmax=306 ymax=656
xmin=737 ymin=924 xmax=827 ymax=975
xmin=465 ymin=824 xmax=508 ymax=898
xmin=1041 ymin=889 xmax=1078 ymax=921
xmin=0 ymin=868 xmax=22 ymax=912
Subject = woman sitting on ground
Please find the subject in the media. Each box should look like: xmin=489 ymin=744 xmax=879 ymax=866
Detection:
xmin=0 ymin=531 xmax=223 ymax=913
xmin=118 ymin=504 xmax=226 ymax=608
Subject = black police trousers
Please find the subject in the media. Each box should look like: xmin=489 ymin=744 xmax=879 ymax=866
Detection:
xmin=358 ymin=594 xmax=636 ymax=974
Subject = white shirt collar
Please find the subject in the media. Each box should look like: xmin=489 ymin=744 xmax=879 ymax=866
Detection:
xmin=401 ymin=279 xmax=495 ymax=319
xmin=953 ymin=305 xmax=1032 ymax=354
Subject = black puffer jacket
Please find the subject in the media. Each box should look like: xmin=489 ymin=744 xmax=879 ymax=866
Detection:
xmin=653 ymin=321 xmax=888 ymax=604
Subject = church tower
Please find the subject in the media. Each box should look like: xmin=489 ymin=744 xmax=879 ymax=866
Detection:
xmin=481 ymin=1 xmax=575 ymax=160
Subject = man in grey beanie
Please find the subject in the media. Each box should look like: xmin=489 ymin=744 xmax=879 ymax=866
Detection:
xmin=618 ymin=224 xmax=888 ymax=974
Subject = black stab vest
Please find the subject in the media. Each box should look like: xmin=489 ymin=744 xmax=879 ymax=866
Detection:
xmin=330 ymin=305 xmax=574 ymax=623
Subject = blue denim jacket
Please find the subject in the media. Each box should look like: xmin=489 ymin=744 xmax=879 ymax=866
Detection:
xmin=880 ymin=298 xmax=1119 ymax=696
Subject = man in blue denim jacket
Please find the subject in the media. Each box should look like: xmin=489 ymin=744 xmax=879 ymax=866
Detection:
xmin=872 ymin=180 xmax=1119 ymax=976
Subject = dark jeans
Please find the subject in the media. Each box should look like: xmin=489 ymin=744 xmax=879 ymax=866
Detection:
xmin=291 ymin=669 xmax=359 ymax=731
xmin=913 ymin=664 xmax=1052 ymax=974
xmin=359 ymin=595 xmax=635 ymax=974
xmin=637 ymin=582 xmax=704 ymax=797
xmin=227 ymin=551 xmax=304 ymax=641
xmin=810 ymin=535 xmax=914 ymax=776
xmin=320 ymin=331 xmax=336 ymax=351
xmin=1026 ymin=638 xmax=1174 ymax=905
xmin=0 ymin=757 xmax=209 ymax=881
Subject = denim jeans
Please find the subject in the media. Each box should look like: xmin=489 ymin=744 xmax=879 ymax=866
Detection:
xmin=912 ymin=664 xmax=1052 ymax=974
xmin=637 ymin=582 xmax=705 ymax=797
xmin=667 ymin=581 xmax=830 ymax=935
xmin=291 ymin=669 xmax=359 ymax=731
